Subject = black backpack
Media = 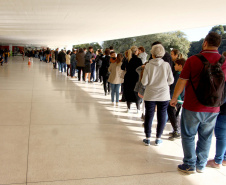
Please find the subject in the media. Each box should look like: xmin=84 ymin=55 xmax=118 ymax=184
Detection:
xmin=190 ymin=54 xmax=225 ymax=107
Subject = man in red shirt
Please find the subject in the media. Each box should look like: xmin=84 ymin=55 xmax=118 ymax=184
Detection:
xmin=170 ymin=32 xmax=226 ymax=174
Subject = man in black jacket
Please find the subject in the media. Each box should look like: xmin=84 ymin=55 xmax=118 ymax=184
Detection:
xmin=95 ymin=49 xmax=103 ymax=82
xmin=70 ymin=49 xmax=77 ymax=78
xmin=84 ymin=47 xmax=94 ymax=82
xmin=58 ymin=49 xmax=66 ymax=72
xmin=55 ymin=48 xmax=59 ymax=69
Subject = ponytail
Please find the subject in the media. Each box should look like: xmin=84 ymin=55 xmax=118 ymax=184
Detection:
xmin=116 ymin=53 xmax=123 ymax=64
xmin=127 ymin=49 xmax=132 ymax=62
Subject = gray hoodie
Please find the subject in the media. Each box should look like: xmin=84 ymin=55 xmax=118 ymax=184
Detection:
xmin=138 ymin=52 xmax=148 ymax=64
xmin=141 ymin=58 xmax=174 ymax=101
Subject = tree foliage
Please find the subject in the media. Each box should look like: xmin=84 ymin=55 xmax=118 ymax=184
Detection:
xmin=73 ymin=42 xmax=102 ymax=51
xmin=188 ymin=25 xmax=226 ymax=57
xmin=103 ymin=31 xmax=190 ymax=58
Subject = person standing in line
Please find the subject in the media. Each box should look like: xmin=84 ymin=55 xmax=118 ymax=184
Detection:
xmin=142 ymin=44 xmax=174 ymax=146
xmin=76 ymin=48 xmax=86 ymax=81
xmin=46 ymin=48 xmax=50 ymax=63
xmin=95 ymin=49 xmax=103 ymax=82
xmin=70 ymin=49 xmax=77 ymax=78
xmin=138 ymin=46 xmax=148 ymax=64
xmin=84 ymin=47 xmax=94 ymax=83
xmin=3 ymin=49 xmax=10 ymax=63
xmin=108 ymin=53 xmax=124 ymax=105
xmin=121 ymin=46 xmax=143 ymax=113
xmin=206 ymin=81 xmax=226 ymax=169
xmin=83 ymin=48 xmax=87 ymax=54
xmin=43 ymin=49 xmax=46 ymax=62
xmin=135 ymin=61 xmax=149 ymax=120
xmin=51 ymin=50 xmax=55 ymax=68
xmin=167 ymin=58 xmax=186 ymax=140
xmin=0 ymin=48 xmax=3 ymax=59
xmin=0 ymin=55 xmax=3 ymax=66
xmin=170 ymin=49 xmax=183 ymax=73
xmin=119 ymin=50 xmax=128 ymax=102
xmin=54 ymin=48 xmax=59 ymax=69
xmin=39 ymin=49 xmax=43 ymax=61
xmin=90 ymin=51 xmax=96 ymax=82
xmin=66 ymin=50 xmax=71 ymax=76
xmin=100 ymin=48 xmax=111 ymax=95
xmin=170 ymin=32 xmax=226 ymax=174
xmin=149 ymin=41 xmax=173 ymax=71
xmin=58 ymin=49 xmax=66 ymax=72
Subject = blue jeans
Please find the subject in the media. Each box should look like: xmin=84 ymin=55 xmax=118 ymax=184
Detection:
xmin=71 ymin=63 xmax=76 ymax=77
xmin=181 ymin=108 xmax=218 ymax=170
xmin=91 ymin=62 xmax=95 ymax=81
xmin=62 ymin=63 xmax=66 ymax=72
xmin=111 ymin=84 xmax=121 ymax=102
xmin=214 ymin=114 xmax=226 ymax=164
xmin=144 ymin=101 xmax=169 ymax=138
xmin=58 ymin=62 xmax=62 ymax=72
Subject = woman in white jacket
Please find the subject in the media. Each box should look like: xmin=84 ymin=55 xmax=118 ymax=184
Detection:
xmin=108 ymin=53 xmax=124 ymax=105
xmin=141 ymin=44 xmax=174 ymax=146
xmin=66 ymin=50 xmax=71 ymax=76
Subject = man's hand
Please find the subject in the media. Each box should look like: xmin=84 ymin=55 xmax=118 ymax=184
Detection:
xmin=170 ymin=97 xmax=178 ymax=107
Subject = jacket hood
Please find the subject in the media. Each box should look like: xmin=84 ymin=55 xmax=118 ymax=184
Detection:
xmin=149 ymin=58 xmax=164 ymax=66
xmin=139 ymin=52 xmax=148 ymax=59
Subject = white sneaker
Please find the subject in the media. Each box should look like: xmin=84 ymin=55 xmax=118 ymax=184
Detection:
xmin=116 ymin=102 xmax=119 ymax=106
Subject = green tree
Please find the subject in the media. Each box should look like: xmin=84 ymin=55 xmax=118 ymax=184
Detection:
xmin=73 ymin=42 xmax=102 ymax=51
xmin=210 ymin=25 xmax=225 ymax=35
xmin=188 ymin=25 xmax=226 ymax=57
xmin=102 ymin=31 xmax=190 ymax=58
xmin=102 ymin=37 xmax=136 ymax=54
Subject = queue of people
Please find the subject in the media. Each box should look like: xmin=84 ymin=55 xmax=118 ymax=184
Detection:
xmin=0 ymin=48 xmax=10 ymax=66
xmin=9 ymin=31 xmax=225 ymax=175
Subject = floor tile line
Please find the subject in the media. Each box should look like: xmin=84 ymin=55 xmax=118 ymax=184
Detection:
xmin=26 ymin=170 xmax=177 ymax=184
xmin=25 ymin=72 xmax=35 ymax=185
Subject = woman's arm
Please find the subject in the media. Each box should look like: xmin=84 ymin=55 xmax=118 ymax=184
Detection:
xmin=141 ymin=67 xmax=148 ymax=86
xmin=167 ymin=65 xmax=174 ymax=85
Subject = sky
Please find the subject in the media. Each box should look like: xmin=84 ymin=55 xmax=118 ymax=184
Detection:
xmin=181 ymin=26 xmax=213 ymax=42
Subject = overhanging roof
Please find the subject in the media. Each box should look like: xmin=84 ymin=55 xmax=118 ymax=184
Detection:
xmin=0 ymin=0 xmax=225 ymax=47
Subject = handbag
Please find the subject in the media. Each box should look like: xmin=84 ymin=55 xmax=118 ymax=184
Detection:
xmin=120 ymin=70 xmax=126 ymax=79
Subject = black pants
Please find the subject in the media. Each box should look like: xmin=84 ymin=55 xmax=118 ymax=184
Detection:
xmin=103 ymin=76 xmax=110 ymax=94
xmin=77 ymin=66 xmax=85 ymax=81
xmin=67 ymin=64 xmax=71 ymax=76
xmin=144 ymin=101 xmax=169 ymax=138
xmin=127 ymin=92 xmax=141 ymax=110
xmin=96 ymin=65 xmax=102 ymax=82
xmin=167 ymin=104 xmax=181 ymax=132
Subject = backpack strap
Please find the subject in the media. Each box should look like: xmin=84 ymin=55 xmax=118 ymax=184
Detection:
xmin=195 ymin=54 xmax=209 ymax=65
xmin=218 ymin=55 xmax=225 ymax=65
xmin=189 ymin=54 xmax=209 ymax=93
